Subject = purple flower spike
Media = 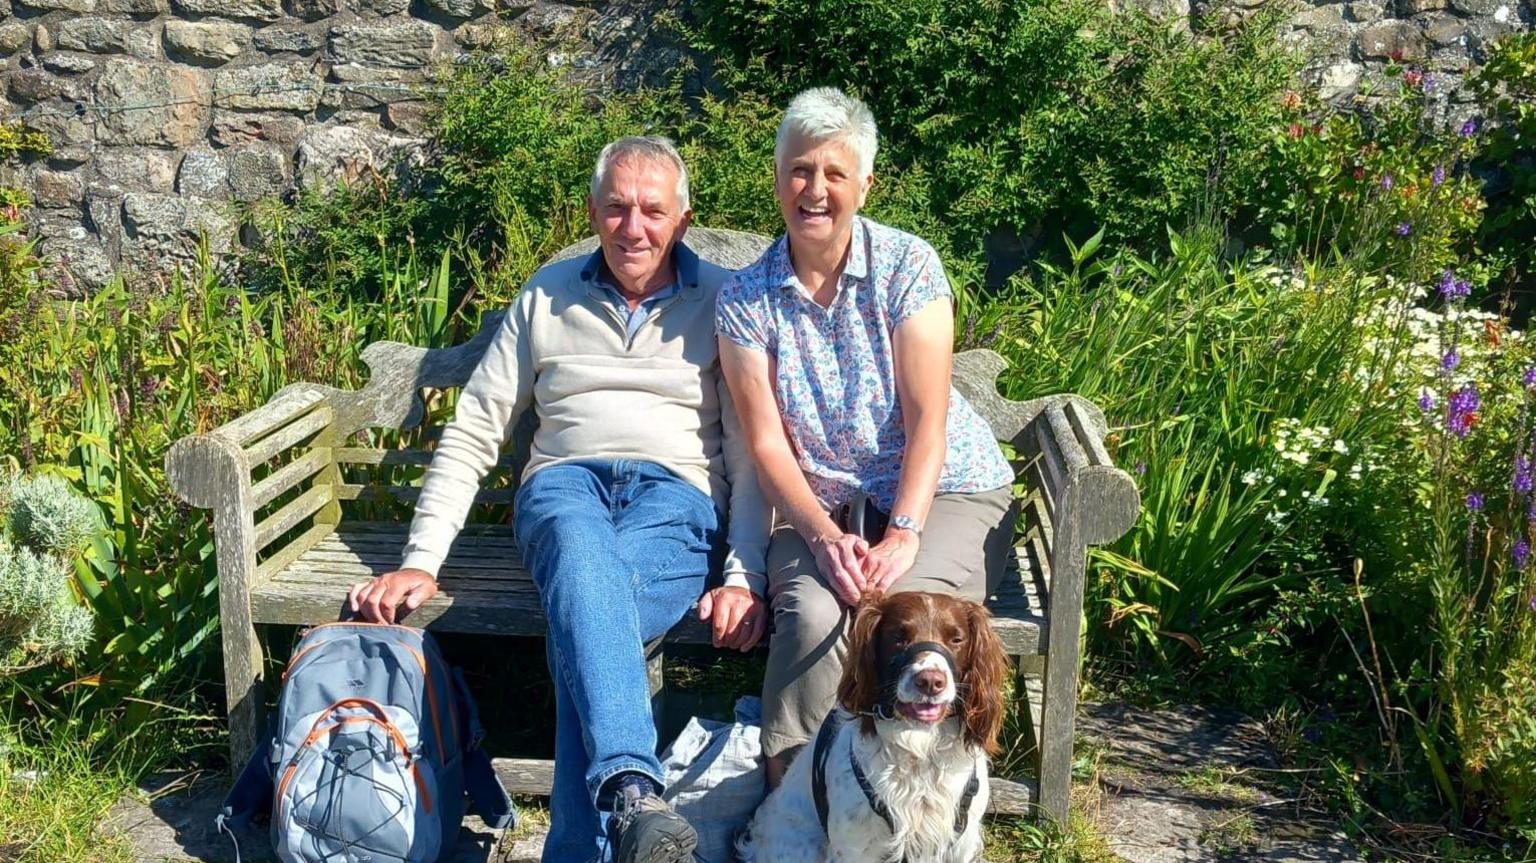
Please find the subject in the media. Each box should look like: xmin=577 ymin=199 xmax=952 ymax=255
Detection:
xmin=1448 ymin=385 xmax=1481 ymax=438
xmin=1396 ymin=222 xmax=1413 ymax=236
xmin=1515 ymin=539 xmax=1530 ymax=569
xmin=1529 ymin=594 xmax=1536 ymax=612
xmin=1419 ymin=390 xmax=1435 ymax=413
xmin=1439 ymin=269 xmax=1471 ymax=301
xmin=1524 ymin=366 xmax=1536 ymax=388
xmin=1461 ymin=118 xmax=1479 ymax=137
xmin=1467 ymin=491 xmax=1485 ymax=512
xmin=1516 ymin=457 xmax=1533 ymax=494
xmin=1442 ymin=350 xmax=1460 ymax=372
xmin=1432 ymin=164 xmax=1446 ymax=188
xmin=1381 ymin=173 xmax=1394 ymax=191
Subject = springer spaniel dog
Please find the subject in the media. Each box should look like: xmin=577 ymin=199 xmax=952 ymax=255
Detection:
xmin=739 ymin=591 xmax=1008 ymax=863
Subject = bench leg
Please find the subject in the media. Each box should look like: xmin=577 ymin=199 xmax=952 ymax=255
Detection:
xmin=223 ymin=617 xmax=266 ymax=767
xmin=646 ymin=638 xmax=666 ymax=750
xmin=1037 ymin=645 xmax=1077 ymax=825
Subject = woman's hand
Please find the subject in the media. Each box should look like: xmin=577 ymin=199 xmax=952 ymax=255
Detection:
xmin=698 ymin=586 xmax=768 ymax=651
xmin=811 ymin=533 xmax=870 ymax=606
xmin=861 ymin=529 xmax=921 ymax=595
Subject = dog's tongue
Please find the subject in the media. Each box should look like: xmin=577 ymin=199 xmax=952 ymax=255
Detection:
xmin=900 ymin=702 xmax=947 ymax=723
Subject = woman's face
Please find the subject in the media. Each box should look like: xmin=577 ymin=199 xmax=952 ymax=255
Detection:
xmin=775 ymin=133 xmax=871 ymax=255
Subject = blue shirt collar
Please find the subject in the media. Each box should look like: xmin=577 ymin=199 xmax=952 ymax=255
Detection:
xmin=774 ymin=216 xmax=869 ymax=289
xmin=580 ymin=241 xmax=701 ymax=298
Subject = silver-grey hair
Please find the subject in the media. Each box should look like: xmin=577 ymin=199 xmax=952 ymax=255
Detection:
xmin=589 ymin=136 xmax=691 ymax=211
xmin=774 ymin=87 xmax=878 ymax=177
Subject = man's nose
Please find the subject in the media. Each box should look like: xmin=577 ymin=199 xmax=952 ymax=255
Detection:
xmin=618 ymin=207 xmax=645 ymax=237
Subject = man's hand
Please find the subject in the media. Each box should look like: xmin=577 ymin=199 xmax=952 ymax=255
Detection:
xmin=348 ymin=569 xmax=439 ymax=624
xmin=861 ymin=529 xmax=920 ymax=596
xmin=698 ymin=586 xmax=768 ymax=651
xmin=810 ymin=533 xmax=869 ymax=606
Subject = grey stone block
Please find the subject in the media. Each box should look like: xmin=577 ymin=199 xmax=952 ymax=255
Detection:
xmin=1357 ymin=19 xmax=1428 ymax=59
xmin=176 ymin=148 xmax=229 ymax=197
xmin=357 ymin=0 xmax=409 ymax=14
xmin=33 ymin=169 xmax=85 ymax=208
xmin=96 ymin=58 xmax=211 ymax=147
xmin=126 ymin=25 xmax=161 ymax=60
xmin=94 ymin=147 xmax=179 ymax=193
xmin=209 ymin=111 xmax=306 ymax=146
xmin=15 ymin=0 xmax=96 ymax=12
xmin=287 ymin=0 xmax=344 ymax=20
xmin=0 ymin=24 xmax=33 ymax=56
xmin=34 ymin=22 xmax=54 ymax=51
xmin=329 ymin=21 xmax=442 ymax=67
xmin=1426 ymin=16 xmax=1468 ymax=44
xmin=163 ymin=20 xmax=253 ymax=64
xmin=225 ymin=143 xmax=290 ymax=201
xmin=170 ymin=0 xmax=283 ymax=22
xmin=425 ymin=0 xmax=493 ymax=19
xmin=295 ymin=124 xmax=375 ymax=189
xmin=121 ymin=192 xmax=187 ymax=239
xmin=212 ymin=61 xmax=321 ymax=111
xmin=100 ymin=0 xmax=170 ymax=12
xmin=41 ymin=53 xmax=99 ymax=74
xmin=251 ymin=25 xmax=325 ymax=54
xmin=57 ymin=17 xmax=133 ymax=52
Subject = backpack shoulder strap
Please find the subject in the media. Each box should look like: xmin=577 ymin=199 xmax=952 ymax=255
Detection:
xmin=451 ymin=666 xmax=517 ymax=831
xmin=811 ymin=709 xmax=844 ymax=835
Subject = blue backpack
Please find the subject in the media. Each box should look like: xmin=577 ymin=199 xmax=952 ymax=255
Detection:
xmin=216 ymin=622 xmax=515 ymax=863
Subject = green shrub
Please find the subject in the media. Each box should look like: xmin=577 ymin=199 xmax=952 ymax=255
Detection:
xmin=687 ymin=0 xmax=1301 ymax=261
xmin=0 ymin=475 xmax=97 ymax=670
xmin=1472 ymin=33 xmax=1536 ymax=301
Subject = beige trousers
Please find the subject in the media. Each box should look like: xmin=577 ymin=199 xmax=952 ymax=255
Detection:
xmin=758 ymin=485 xmax=1016 ymax=759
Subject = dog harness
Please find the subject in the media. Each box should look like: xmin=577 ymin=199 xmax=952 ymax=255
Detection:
xmin=810 ymin=709 xmax=981 ymax=861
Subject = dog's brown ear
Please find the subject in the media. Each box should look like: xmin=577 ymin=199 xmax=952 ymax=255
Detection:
xmin=961 ymin=600 xmax=1008 ymax=755
xmin=837 ymin=594 xmax=886 ymax=719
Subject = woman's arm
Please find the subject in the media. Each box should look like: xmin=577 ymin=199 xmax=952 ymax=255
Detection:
xmin=863 ymin=297 xmax=953 ymax=592
xmin=718 ymin=337 xmax=869 ymax=604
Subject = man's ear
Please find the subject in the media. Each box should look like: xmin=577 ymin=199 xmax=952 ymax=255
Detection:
xmin=586 ymin=195 xmax=599 ymax=231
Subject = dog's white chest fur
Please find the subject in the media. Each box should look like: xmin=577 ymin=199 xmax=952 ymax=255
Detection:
xmin=739 ymin=715 xmax=989 ymax=863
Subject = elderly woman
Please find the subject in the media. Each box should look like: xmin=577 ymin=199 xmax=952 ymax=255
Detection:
xmin=715 ymin=87 xmax=1016 ymax=787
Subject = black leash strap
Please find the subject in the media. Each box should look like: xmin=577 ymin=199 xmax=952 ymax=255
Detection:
xmin=811 ymin=709 xmax=844 ymax=834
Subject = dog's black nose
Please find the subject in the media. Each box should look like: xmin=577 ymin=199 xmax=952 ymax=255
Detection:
xmin=914 ymin=668 xmax=946 ymax=696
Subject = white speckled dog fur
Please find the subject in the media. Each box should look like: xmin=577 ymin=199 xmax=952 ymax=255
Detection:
xmin=739 ymin=592 xmax=1007 ymax=863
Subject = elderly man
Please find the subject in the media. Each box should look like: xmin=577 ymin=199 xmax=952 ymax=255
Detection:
xmin=348 ymin=136 xmax=771 ymax=863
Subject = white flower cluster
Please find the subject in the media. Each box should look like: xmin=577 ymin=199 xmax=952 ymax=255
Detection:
xmin=1273 ymin=418 xmax=1349 ymax=466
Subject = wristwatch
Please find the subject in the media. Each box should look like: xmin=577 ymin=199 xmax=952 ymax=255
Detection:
xmin=890 ymin=514 xmax=923 ymax=538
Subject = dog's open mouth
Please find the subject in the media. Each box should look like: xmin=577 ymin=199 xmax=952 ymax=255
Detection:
xmin=895 ymin=701 xmax=950 ymax=723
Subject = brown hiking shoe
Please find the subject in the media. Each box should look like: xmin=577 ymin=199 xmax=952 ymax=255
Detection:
xmin=605 ymin=782 xmax=697 ymax=863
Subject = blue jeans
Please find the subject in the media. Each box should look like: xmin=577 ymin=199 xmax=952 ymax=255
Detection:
xmin=513 ymin=460 xmax=719 ymax=863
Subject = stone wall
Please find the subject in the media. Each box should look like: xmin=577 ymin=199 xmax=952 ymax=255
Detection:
xmin=0 ymin=0 xmax=679 ymax=289
xmin=0 ymin=0 xmax=1531 ymax=289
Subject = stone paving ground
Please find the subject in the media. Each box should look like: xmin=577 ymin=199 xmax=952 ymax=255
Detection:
xmin=107 ymin=702 xmax=1362 ymax=862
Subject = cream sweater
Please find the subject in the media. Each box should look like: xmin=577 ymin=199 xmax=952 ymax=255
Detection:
xmin=400 ymin=244 xmax=773 ymax=594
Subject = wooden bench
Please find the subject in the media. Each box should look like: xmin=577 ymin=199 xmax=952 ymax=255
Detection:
xmin=165 ymin=227 xmax=1140 ymax=824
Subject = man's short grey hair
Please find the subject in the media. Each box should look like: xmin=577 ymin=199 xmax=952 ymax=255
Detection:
xmin=589 ymin=136 xmax=691 ymax=211
xmin=774 ymin=87 xmax=878 ymax=178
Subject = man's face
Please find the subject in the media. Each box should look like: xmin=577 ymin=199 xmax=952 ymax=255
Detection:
xmin=774 ymin=133 xmax=870 ymax=251
xmin=587 ymin=157 xmax=691 ymax=294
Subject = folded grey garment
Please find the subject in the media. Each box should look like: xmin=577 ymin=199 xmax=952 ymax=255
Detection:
xmin=660 ymin=697 xmax=766 ymax=863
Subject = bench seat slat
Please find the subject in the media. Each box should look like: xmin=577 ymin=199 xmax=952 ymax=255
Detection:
xmin=251 ymin=526 xmax=1051 ymax=654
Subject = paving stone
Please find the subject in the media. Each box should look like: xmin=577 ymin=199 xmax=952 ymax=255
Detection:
xmin=106 ymin=772 xmax=538 ymax=863
xmin=1080 ymin=703 xmax=1362 ymax=863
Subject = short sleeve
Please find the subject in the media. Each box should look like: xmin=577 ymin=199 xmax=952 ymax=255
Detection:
xmin=889 ymin=240 xmax=952 ymax=326
xmin=715 ymin=272 xmax=773 ymax=353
